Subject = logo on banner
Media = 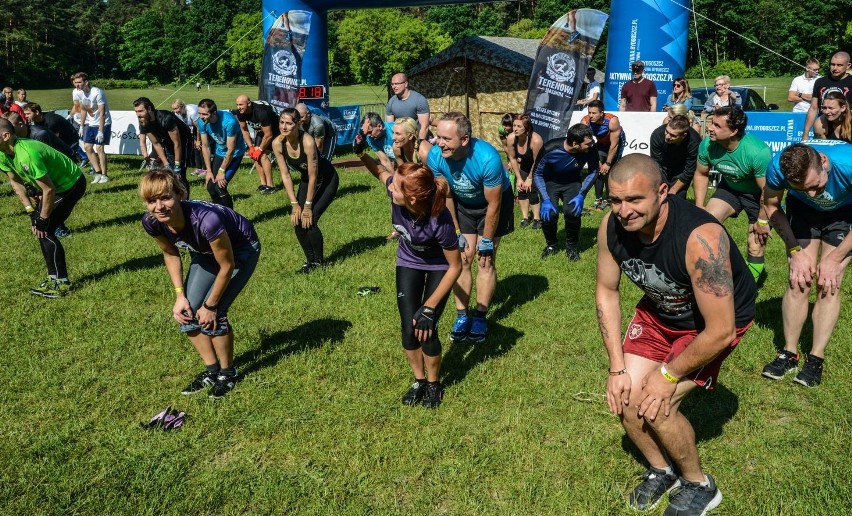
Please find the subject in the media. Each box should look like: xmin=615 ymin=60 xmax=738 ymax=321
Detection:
xmin=546 ymin=53 xmax=576 ymax=83
xmin=272 ymin=49 xmax=298 ymax=78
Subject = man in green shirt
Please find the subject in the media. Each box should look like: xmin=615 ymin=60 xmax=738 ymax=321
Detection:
xmin=693 ymin=106 xmax=773 ymax=285
xmin=0 ymin=118 xmax=87 ymax=297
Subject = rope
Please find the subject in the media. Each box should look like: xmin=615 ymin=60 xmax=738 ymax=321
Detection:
xmin=156 ymin=10 xmax=277 ymax=109
xmin=690 ymin=0 xmax=709 ymax=90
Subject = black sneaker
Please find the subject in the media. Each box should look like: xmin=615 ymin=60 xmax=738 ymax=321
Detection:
xmin=566 ymin=246 xmax=580 ymax=261
xmin=541 ymin=245 xmax=558 ymax=259
xmin=422 ymin=381 xmax=443 ymax=409
xmin=256 ymin=185 xmax=267 ymax=192
xmin=402 ymin=379 xmax=426 ymax=406
xmin=761 ymin=350 xmax=799 ymax=380
xmin=296 ymin=262 xmax=316 ymax=274
xmin=209 ymin=371 xmax=239 ymax=399
xmin=519 ymin=217 xmax=531 ymax=229
xmin=628 ymin=467 xmax=680 ymax=511
xmin=531 ymin=219 xmax=541 ymax=230
xmin=261 ymin=185 xmax=276 ymax=194
xmin=182 ymin=370 xmax=217 ymax=395
xmin=793 ymin=355 xmax=823 ymax=387
xmin=664 ymin=474 xmax=722 ymax=516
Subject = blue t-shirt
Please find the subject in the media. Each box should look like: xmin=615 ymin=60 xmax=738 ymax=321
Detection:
xmin=532 ymin=139 xmax=600 ymax=200
xmin=366 ymin=123 xmax=396 ymax=160
xmin=765 ymin=140 xmax=852 ymax=211
xmin=142 ymin=200 xmax=258 ymax=254
xmin=385 ymin=177 xmax=457 ymax=270
xmin=426 ymin=138 xmax=510 ymax=208
xmin=198 ymin=110 xmax=247 ymax=158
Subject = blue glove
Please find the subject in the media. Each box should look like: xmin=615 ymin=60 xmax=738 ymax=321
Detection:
xmin=540 ymin=199 xmax=557 ymax=222
xmin=566 ymin=194 xmax=585 ymax=217
xmin=478 ymin=237 xmax=494 ymax=257
xmin=457 ymin=232 xmax=468 ymax=250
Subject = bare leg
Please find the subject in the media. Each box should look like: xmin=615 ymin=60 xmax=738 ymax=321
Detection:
xmin=404 ymin=348 xmax=425 ymax=379
xmin=95 ymin=144 xmax=108 ymax=176
xmin=532 ymin=202 xmax=541 ymax=221
xmin=453 ymin=233 xmax=477 ymax=310
xmin=474 ymin=238 xmax=499 ymax=312
xmin=210 ymin=329 xmax=235 ymax=369
xmin=781 ymin=240 xmax=818 ymax=354
xmin=810 ymin=240 xmax=851 ymax=357
xmin=186 ymin=331 xmax=218 ymax=366
xmin=518 ymin=198 xmax=529 ymax=220
xmin=423 ymin=353 xmax=442 ymax=382
xmin=83 ymin=142 xmax=101 ymax=173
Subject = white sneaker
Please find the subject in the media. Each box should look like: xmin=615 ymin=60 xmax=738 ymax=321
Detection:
xmin=97 ymin=174 xmax=110 ymax=184
xmin=91 ymin=173 xmax=103 ymax=184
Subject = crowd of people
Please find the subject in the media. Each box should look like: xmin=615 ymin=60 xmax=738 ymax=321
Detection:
xmin=1 ymin=52 xmax=851 ymax=515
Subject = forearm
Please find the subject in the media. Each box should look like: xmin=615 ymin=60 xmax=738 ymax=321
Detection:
xmin=665 ymin=328 xmax=732 ymax=379
xmin=423 ymin=262 xmax=461 ymax=308
xmin=579 ymin=170 xmax=597 ymax=196
xmin=533 ymin=169 xmax=549 ymax=201
xmin=202 ymin=146 xmax=213 ymax=172
xmin=40 ymin=189 xmax=56 ymax=218
xmin=693 ymin=168 xmax=709 ymax=207
xmin=595 ymin=289 xmax=624 ymax=370
xmin=205 ymin=264 xmax=235 ymax=306
xmin=163 ymin=252 xmax=185 ymax=289
xmin=669 ymin=179 xmax=687 ymax=194
xmin=482 ymin=200 xmax=500 ymax=240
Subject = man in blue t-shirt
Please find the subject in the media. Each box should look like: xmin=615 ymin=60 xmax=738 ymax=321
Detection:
xmin=533 ymin=123 xmax=600 ymax=261
xmin=197 ymin=99 xmax=247 ymax=208
xmin=353 ymin=112 xmax=396 ymax=172
xmin=757 ymin=141 xmax=852 ymax=387
xmin=420 ymin=112 xmax=513 ymax=344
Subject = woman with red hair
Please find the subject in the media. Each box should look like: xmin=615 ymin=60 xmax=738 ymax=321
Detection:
xmin=363 ymin=157 xmax=462 ymax=408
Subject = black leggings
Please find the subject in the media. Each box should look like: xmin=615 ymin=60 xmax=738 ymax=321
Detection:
xmin=38 ymin=176 xmax=86 ymax=279
xmin=396 ymin=266 xmax=450 ymax=356
xmin=516 ymin=168 xmax=540 ymax=204
xmin=542 ymin=181 xmax=581 ymax=247
xmin=294 ymin=171 xmax=339 ymax=264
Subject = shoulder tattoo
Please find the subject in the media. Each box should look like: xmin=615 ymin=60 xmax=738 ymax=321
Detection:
xmin=694 ymin=233 xmax=734 ymax=297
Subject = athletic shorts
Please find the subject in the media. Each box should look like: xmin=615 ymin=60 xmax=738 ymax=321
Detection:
xmin=252 ymin=132 xmax=273 ymax=154
xmin=711 ymin=179 xmax=760 ymax=223
xmin=786 ymin=195 xmax=852 ymax=248
xmin=211 ymin=154 xmax=244 ymax=182
xmin=622 ymin=305 xmax=752 ymax=390
xmin=456 ymin=187 xmax=515 ymax=237
xmin=82 ymin=125 xmax=112 ymax=145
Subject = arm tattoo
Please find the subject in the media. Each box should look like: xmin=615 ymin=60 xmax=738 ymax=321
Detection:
xmin=596 ymin=303 xmax=609 ymax=339
xmin=695 ymin=234 xmax=734 ymax=297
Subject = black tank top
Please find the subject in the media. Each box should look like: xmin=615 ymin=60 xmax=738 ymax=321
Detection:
xmin=284 ymin=131 xmax=336 ymax=183
xmin=513 ymin=135 xmax=534 ymax=173
xmin=819 ymin=116 xmax=852 ymax=144
xmin=607 ymin=195 xmax=756 ymax=330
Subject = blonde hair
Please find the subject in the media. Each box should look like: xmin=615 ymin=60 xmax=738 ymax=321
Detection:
xmin=139 ymin=168 xmax=187 ymax=202
xmin=394 ymin=117 xmax=418 ymax=140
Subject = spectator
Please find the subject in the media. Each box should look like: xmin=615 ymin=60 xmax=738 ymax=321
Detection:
xmin=788 ymin=58 xmax=820 ymax=113
xmin=15 ymin=88 xmax=28 ymax=109
xmin=703 ymin=75 xmax=742 ymax=114
xmin=663 ymin=77 xmax=694 ymax=111
xmin=620 ymin=61 xmax=658 ymax=112
xmin=70 ymin=72 xmax=112 ymax=184
xmin=813 ymin=91 xmax=852 ymax=143
xmin=386 ymin=73 xmax=430 ymax=141
xmin=576 ymin=68 xmax=601 ymax=111
xmin=803 ymin=51 xmax=852 ymax=141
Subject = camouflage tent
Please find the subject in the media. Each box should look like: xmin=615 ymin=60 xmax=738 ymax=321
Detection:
xmin=407 ymin=36 xmax=539 ymax=150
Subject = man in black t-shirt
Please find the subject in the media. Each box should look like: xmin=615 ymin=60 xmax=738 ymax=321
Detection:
xmin=133 ymin=97 xmax=191 ymax=195
xmin=235 ymin=95 xmax=280 ymax=194
xmin=803 ymin=51 xmax=852 ymax=140
xmin=3 ymin=111 xmax=74 ymax=160
xmin=596 ymin=154 xmax=755 ymax=515
xmin=24 ymin=103 xmax=80 ymax=151
xmin=649 ymin=115 xmax=700 ymax=198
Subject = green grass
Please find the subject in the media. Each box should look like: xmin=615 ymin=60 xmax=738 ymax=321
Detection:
xmin=1 ymin=157 xmax=850 ymax=513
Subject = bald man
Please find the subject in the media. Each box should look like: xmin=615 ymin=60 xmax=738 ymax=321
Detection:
xmin=295 ymin=103 xmax=336 ymax=160
xmin=235 ymin=94 xmax=280 ymax=193
xmin=596 ymin=154 xmax=755 ymax=514
xmin=802 ymin=51 xmax=852 ymax=141
xmin=386 ymin=73 xmax=430 ymax=141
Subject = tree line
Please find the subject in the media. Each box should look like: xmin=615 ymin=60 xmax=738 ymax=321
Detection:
xmin=2 ymin=0 xmax=849 ymax=89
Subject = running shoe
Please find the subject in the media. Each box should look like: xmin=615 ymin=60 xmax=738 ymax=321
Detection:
xmin=422 ymin=381 xmax=444 ymax=409
xmin=256 ymin=185 xmax=267 ymax=192
xmin=402 ymin=379 xmax=426 ymax=406
xmin=566 ymin=245 xmax=581 ymax=261
xmin=296 ymin=262 xmax=315 ymax=275
xmin=260 ymin=185 xmax=276 ymax=194
xmin=467 ymin=316 xmax=488 ymax=343
xmin=95 ymin=174 xmax=110 ymax=184
xmin=664 ymin=474 xmax=722 ymax=516
xmin=450 ymin=314 xmax=471 ymax=342
xmin=541 ymin=245 xmax=558 ymax=259
xmin=761 ymin=350 xmax=799 ymax=380
xmin=91 ymin=173 xmax=103 ymax=184
xmin=209 ymin=371 xmax=239 ymax=399
xmin=531 ymin=219 xmax=542 ymax=230
xmin=519 ymin=217 xmax=531 ymax=229
xmin=592 ymin=198 xmax=604 ymax=211
xmin=54 ymin=225 xmax=72 ymax=238
xmin=182 ymin=370 xmax=217 ymax=395
xmin=29 ymin=278 xmax=71 ymax=298
xmin=628 ymin=467 xmax=681 ymax=511
xmin=793 ymin=355 xmax=823 ymax=387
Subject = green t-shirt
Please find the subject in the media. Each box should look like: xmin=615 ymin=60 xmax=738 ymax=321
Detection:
xmin=0 ymin=138 xmax=82 ymax=193
xmin=697 ymin=133 xmax=772 ymax=194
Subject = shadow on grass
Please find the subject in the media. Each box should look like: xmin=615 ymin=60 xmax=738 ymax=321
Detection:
xmin=335 ymin=183 xmax=371 ymax=199
xmin=76 ymin=253 xmax=163 ymax=286
xmin=237 ymin=318 xmax=352 ymax=376
xmin=620 ymin=383 xmax=739 ymax=464
xmin=756 ymin=296 xmax=813 ymax=354
xmin=553 ymin=225 xmax=599 ymax=254
xmin=252 ymin=205 xmax=290 ymax=225
xmin=326 ymin=236 xmax=387 ymax=264
xmin=442 ymin=274 xmax=548 ymax=387
xmin=96 ymin=182 xmax=140 ymax=195
xmin=74 ymin=212 xmax=143 ymax=234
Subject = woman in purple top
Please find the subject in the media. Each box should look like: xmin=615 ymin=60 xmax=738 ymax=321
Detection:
xmin=140 ymin=168 xmax=261 ymax=399
xmin=363 ymin=157 xmax=462 ymax=408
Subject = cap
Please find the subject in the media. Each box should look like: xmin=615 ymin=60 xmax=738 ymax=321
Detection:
xmin=631 ymin=61 xmax=644 ymax=72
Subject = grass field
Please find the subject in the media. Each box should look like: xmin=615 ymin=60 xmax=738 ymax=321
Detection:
xmin=26 ymin=78 xmax=795 ymax=114
xmin=1 ymin=155 xmax=850 ymax=513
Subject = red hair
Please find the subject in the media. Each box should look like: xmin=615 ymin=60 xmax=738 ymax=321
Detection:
xmin=395 ymin=162 xmax=449 ymax=219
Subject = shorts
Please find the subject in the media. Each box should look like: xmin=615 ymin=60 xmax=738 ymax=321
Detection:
xmin=456 ymin=187 xmax=515 ymax=237
xmin=711 ymin=179 xmax=761 ymax=223
xmin=252 ymin=132 xmax=273 ymax=154
xmin=211 ymin=154 xmax=244 ymax=182
xmin=786 ymin=195 xmax=852 ymax=247
xmin=622 ymin=305 xmax=752 ymax=390
xmin=516 ymin=168 xmax=540 ymax=204
xmin=82 ymin=124 xmax=112 ymax=145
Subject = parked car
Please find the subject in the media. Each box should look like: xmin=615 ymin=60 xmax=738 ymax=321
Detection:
xmin=688 ymin=86 xmax=780 ymax=115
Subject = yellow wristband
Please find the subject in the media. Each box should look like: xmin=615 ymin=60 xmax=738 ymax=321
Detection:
xmin=756 ymin=218 xmax=770 ymax=226
xmin=25 ymin=205 xmax=35 ymax=214
xmin=788 ymin=245 xmax=802 ymax=254
xmin=174 ymin=287 xmax=184 ymax=293
xmin=217 ymin=169 xmax=225 ymax=175
xmin=660 ymin=365 xmax=679 ymax=383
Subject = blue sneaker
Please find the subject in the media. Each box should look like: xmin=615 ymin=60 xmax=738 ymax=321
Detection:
xmin=450 ymin=314 xmax=471 ymax=342
xmin=468 ymin=317 xmax=488 ymax=343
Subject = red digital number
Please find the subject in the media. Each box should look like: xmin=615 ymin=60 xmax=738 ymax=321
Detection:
xmin=298 ymin=87 xmax=307 ymax=99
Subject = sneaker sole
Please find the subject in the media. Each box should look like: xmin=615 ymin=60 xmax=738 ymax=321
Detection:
xmin=697 ymin=489 xmax=723 ymax=516
xmin=761 ymin=367 xmax=797 ymax=380
xmin=29 ymin=289 xmax=68 ymax=298
xmin=792 ymin=376 xmax=820 ymax=387
xmin=467 ymin=334 xmax=486 ymax=343
xmin=627 ymin=478 xmax=681 ymax=512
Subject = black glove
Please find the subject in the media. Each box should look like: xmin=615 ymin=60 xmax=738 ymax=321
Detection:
xmin=413 ymin=305 xmax=436 ymax=333
xmin=34 ymin=216 xmax=49 ymax=232
xmin=352 ymin=129 xmax=367 ymax=156
xmin=29 ymin=210 xmax=38 ymax=225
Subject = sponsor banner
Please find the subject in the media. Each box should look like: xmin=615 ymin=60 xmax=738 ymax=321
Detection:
xmin=603 ymin=0 xmax=689 ymax=111
xmin=742 ymin=112 xmax=807 ymax=157
xmin=325 ymin=104 xmax=361 ymax=147
xmin=259 ymin=8 xmax=313 ymax=112
xmin=524 ymin=9 xmax=609 ymax=142
xmin=569 ymin=111 xmax=666 ymax=156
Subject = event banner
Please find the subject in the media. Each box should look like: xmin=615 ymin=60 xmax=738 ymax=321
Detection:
xmin=603 ymin=0 xmax=689 ymax=111
xmin=324 ymin=104 xmax=361 ymax=147
xmin=259 ymin=9 xmax=312 ymax=112
xmin=524 ymin=9 xmax=609 ymax=142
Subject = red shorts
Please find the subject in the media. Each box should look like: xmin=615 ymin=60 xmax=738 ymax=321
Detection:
xmin=622 ymin=306 xmax=752 ymax=390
